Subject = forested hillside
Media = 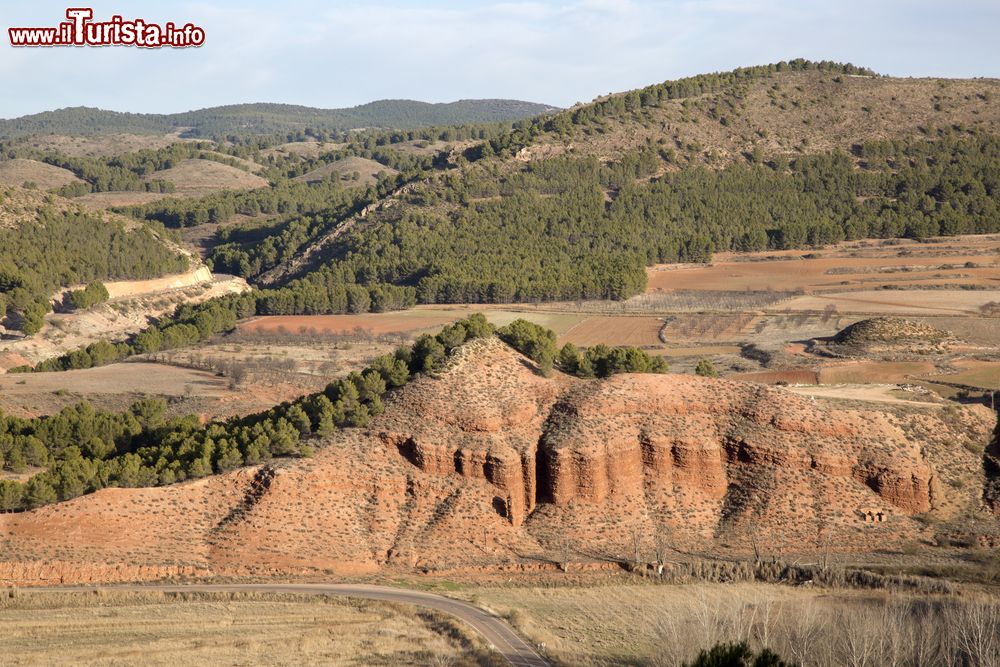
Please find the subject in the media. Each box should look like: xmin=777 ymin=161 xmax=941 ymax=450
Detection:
xmin=244 ymin=60 xmax=1000 ymax=305
xmin=0 ymin=188 xmax=188 ymax=334
xmin=12 ymin=60 xmax=1000 ymax=371
xmin=0 ymin=99 xmax=555 ymax=140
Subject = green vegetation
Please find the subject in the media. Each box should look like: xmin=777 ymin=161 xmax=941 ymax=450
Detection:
xmin=66 ymin=280 xmax=109 ymax=311
xmin=0 ymin=202 xmax=187 ymax=335
xmin=0 ymin=315 xmax=678 ymax=511
xmin=0 ymin=314 xmax=494 ymax=511
xmin=287 ymin=130 xmax=999 ymax=305
xmin=684 ymin=642 xmax=795 ymax=667
xmin=695 ymin=359 xmax=718 ymax=377
xmin=558 ymin=341 xmax=669 ymax=377
xmin=497 ymin=319 xmax=668 ymax=377
xmin=0 ymin=100 xmax=554 ymax=140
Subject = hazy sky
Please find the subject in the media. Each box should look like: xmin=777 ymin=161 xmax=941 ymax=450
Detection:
xmin=1 ymin=0 xmax=997 ymax=118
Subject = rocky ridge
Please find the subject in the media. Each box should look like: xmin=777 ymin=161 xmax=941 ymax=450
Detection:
xmin=0 ymin=337 xmax=995 ymax=585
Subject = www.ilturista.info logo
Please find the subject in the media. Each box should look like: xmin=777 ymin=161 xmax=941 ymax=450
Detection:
xmin=8 ymin=8 xmax=205 ymax=48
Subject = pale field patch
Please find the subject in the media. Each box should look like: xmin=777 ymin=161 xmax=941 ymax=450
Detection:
xmin=0 ymin=591 xmax=473 ymax=666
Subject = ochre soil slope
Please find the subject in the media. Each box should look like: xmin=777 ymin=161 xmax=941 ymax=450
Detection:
xmin=1 ymin=338 xmax=995 ymax=585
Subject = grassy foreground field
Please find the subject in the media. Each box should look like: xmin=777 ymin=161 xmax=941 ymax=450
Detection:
xmin=0 ymin=590 xmax=486 ymax=666
xmin=469 ymin=583 xmax=1000 ymax=667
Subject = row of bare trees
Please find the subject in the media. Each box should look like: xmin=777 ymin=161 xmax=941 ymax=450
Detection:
xmin=654 ymin=588 xmax=1000 ymax=667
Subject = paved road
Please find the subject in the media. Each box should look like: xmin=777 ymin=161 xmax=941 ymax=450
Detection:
xmin=32 ymin=582 xmax=550 ymax=667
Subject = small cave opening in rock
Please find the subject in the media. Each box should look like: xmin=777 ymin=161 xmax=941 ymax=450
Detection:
xmin=492 ymin=496 xmax=509 ymax=520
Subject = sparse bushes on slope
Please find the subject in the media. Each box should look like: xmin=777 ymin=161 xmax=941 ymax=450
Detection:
xmin=17 ymin=280 xmax=417 ymax=373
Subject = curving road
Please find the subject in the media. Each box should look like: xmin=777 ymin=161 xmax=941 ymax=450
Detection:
xmin=32 ymin=582 xmax=550 ymax=667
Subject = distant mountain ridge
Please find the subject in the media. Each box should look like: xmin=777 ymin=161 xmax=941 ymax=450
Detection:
xmin=0 ymin=99 xmax=558 ymax=139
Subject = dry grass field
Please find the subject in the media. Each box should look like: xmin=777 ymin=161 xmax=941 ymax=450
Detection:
xmin=646 ymin=235 xmax=1000 ymax=298
xmin=145 ymin=159 xmax=269 ymax=195
xmin=0 ymin=362 xmax=228 ymax=399
xmin=558 ymin=315 xmax=663 ymax=347
xmin=261 ymin=140 xmax=348 ymax=159
xmin=727 ymin=369 xmax=819 ymax=385
xmin=931 ymin=359 xmax=1000 ymax=390
xmin=654 ymin=345 xmax=743 ymax=358
xmin=0 ymin=159 xmax=83 ymax=190
xmin=73 ymin=191 xmax=182 ymax=209
xmin=294 ymin=156 xmax=399 ymax=187
xmin=778 ymin=289 xmax=1000 ymax=316
xmin=0 ymin=591 xmax=480 ymax=667
xmin=14 ymin=133 xmax=190 ymax=157
xmin=240 ymin=312 xmax=468 ymax=337
xmin=239 ymin=308 xmax=588 ymax=339
xmin=659 ymin=313 xmax=758 ymax=342
xmin=911 ymin=316 xmax=1000 ymax=346
xmin=0 ymin=361 xmax=308 ymax=420
xmin=817 ymin=360 xmax=938 ymax=385
xmin=156 ymin=331 xmax=400 ymax=385
xmin=469 ymin=582 xmax=1000 ymax=667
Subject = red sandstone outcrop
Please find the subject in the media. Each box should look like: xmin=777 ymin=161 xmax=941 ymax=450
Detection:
xmin=0 ymin=337 xmax=995 ymax=586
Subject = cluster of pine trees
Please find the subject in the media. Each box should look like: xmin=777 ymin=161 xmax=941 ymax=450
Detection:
xmin=0 ymin=203 xmax=187 ymax=334
xmin=497 ymin=319 xmax=668 ymax=377
xmin=121 ymin=178 xmax=355 ymax=228
xmin=0 ymin=315 xmax=490 ymax=509
xmin=17 ymin=278 xmax=415 ymax=372
xmin=66 ymin=280 xmax=109 ymax=310
xmin=0 ymin=314 xmax=679 ymax=511
xmin=278 ymin=130 xmax=998 ymax=305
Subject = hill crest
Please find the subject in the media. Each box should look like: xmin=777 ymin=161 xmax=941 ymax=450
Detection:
xmin=0 ymin=98 xmax=557 ymax=139
xmin=0 ymin=335 xmax=994 ymax=584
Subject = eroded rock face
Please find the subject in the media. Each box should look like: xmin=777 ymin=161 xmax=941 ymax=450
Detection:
xmin=0 ymin=337 xmax=995 ymax=585
xmin=380 ymin=343 xmax=989 ymax=533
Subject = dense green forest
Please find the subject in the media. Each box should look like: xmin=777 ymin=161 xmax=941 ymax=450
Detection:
xmin=0 ymin=99 xmax=554 ymax=140
xmin=0 ymin=316 xmax=665 ymax=510
xmin=9 ymin=61 xmax=1000 ymax=365
xmin=0 ymin=201 xmax=187 ymax=334
xmin=17 ymin=126 xmax=1000 ymax=369
xmin=260 ymin=129 xmax=999 ymax=304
